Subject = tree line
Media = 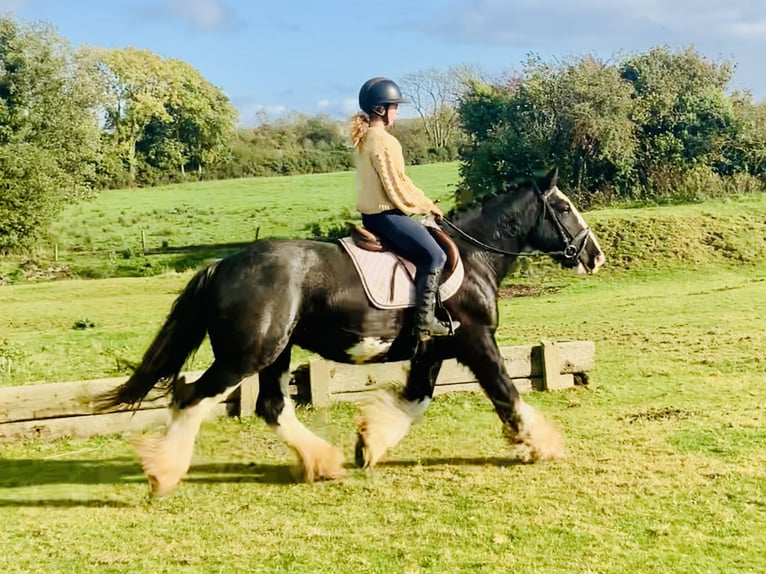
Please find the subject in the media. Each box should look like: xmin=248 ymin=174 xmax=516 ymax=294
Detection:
xmin=457 ymin=48 xmax=766 ymax=208
xmin=1 ymin=14 xmax=765 ymax=252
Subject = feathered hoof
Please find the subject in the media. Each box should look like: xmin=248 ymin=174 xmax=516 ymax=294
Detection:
xmin=504 ymin=406 xmax=565 ymax=463
xmin=293 ymin=439 xmax=346 ymax=483
xmin=353 ymin=391 xmax=416 ymax=469
xmin=131 ymin=435 xmax=187 ymax=496
xmin=354 ymin=423 xmax=388 ymax=469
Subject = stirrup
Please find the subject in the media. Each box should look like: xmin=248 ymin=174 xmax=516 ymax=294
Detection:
xmin=415 ymin=319 xmax=459 ymax=342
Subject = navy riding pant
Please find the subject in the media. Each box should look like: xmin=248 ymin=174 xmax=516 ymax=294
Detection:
xmin=361 ymin=210 xmax=447 ymax=276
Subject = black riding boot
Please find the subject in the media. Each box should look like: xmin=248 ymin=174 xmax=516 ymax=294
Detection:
xmin=414 ymin=270 xmax=455 ymax=341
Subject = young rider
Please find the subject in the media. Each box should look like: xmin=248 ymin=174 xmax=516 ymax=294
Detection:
xmin=351 ymin=77 xmax=453 ymax=341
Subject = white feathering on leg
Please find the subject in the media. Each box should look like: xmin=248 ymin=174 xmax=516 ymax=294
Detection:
xmin=275 ymin=398 xmax=345 ymax=482
xmin=356 ymin=390 xmax=431 ymax=467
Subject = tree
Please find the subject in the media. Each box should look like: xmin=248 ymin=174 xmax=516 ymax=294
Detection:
xmin=400 ymin=67 xmax=479 ymax=155
xmin=139 ymin=58 xmax=238 ymax=178
xmin=0 ymin=17 xmax=101 ymax=249
xmin=728 ymin=94 xmax=766 ymax=181
xmin=620 ymin=46 xmax=738 ymax=191
xmin=91 ymin=47 xmax=237 ymax=185
xmin=457 ymin=48 xmax=758 ymax=208
xmin=90 ymin=47 xmax=175 ymax=184
xmin=458 ymin=55 xmax=636 ymax=206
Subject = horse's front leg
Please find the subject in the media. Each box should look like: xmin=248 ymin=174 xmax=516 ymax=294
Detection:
xmin=355 ymin=349 xmax=443 ymax=468
xmin=458 ymin=329 xmax=564 ymax=462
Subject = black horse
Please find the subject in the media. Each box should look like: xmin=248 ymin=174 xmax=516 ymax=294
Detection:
xmin=99 ymin=168 xmax=604 ymax=495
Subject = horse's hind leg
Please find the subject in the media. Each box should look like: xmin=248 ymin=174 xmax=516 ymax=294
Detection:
xmin=133 ymin=362 xmax=243 ymax=496
xmin=257 ymin=345 xmax=345 ymax=482
xmin=355 ymin=350 xmax=443 ymax=468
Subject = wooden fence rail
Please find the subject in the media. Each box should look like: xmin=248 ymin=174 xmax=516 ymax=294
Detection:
xmin=0 ymin=340 xmax=594 ymax=442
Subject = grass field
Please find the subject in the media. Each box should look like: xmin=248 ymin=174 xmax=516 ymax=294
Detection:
xmin=1 ymin=265 xmax=764 ymax=573
xmin=7 ymin=163 xmax=459 ymax=280
xmin=1 ymin=165 xmax=765 ymax=572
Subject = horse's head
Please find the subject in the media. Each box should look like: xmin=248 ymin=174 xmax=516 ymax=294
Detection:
xmin=523 ymin=168 xmax=605 ymax=274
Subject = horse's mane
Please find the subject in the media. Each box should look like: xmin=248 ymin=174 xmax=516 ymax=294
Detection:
xmin=448 ymin=175 xmax=537 ymax=218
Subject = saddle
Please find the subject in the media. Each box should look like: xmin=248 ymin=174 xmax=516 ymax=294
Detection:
xmin=338 ymin=221 xmax=464 ymax=310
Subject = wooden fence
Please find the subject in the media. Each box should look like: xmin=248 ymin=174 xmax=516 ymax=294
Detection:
xmin=0 ymin=340 xmax=594 ymax=442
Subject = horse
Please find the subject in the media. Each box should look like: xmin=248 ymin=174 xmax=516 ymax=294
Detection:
xmin=97 ymin=167 xmax=605 ymax=495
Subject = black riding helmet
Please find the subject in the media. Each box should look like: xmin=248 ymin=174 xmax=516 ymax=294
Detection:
xmin=358 ymin=77 xmax=409 ymax=117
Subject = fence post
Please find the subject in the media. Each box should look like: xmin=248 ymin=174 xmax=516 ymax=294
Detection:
xmin=141 ymin=230 xmax=147 ymax=255
xmin=540 ymin=339 xmax=566 ymax=390
xmin=309 ymin=359 xmax=332 ymax=407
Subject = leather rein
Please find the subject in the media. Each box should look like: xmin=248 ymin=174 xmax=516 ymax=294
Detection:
xmin=438 ymin=186 xmax=591 ymax=262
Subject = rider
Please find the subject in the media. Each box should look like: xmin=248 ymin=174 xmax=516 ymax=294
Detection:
xmin=351 ymin=76 xmax=454 ymax=341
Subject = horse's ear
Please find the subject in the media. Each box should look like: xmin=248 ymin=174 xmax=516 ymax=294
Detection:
xmin=542 ymin=167 xmax=559 ymax=191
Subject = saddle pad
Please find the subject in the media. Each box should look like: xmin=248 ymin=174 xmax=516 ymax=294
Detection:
xmin=339 ymin=237 xmax=464 ymax=310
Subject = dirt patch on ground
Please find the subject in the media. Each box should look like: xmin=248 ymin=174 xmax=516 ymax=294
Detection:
xmin=498 ymin=284 xmax=562 ymax=298
xmin=621 ymin=407 xmax=697 ymax=423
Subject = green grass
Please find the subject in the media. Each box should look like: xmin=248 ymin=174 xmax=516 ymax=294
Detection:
xmin=6 ymin=164 xmax=459 ymax=280
xmin=1 ymin=265 xmax=765 ymax=573
xmin=1 ymin=166 xmax=765 ymax=572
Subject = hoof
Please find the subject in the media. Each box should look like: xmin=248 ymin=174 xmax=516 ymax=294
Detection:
xmin=505 ymin=402 xmax=565 ymax=462
xmin=355 ymin=434 xmax=366 ymax=468
xmin=295 ymin=439 xmax=346 ymax=483
xmin=131 ymin=435 xmax=187 ymax=496
xmin=354 ymin=432 xmax=379 ymax=468
xmin=354 ymin=418 xmax=389 ymax=469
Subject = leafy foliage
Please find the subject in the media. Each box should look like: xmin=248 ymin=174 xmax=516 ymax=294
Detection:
xmin=0 ymin=18 xmax=100 ymax=250
xmin=458 ymin=48 xmax=766 ymax=209
xmin=91 ymin=47 xmax=238 ymax=186
xmin=217 ymin=114 xmax=354 ymax=179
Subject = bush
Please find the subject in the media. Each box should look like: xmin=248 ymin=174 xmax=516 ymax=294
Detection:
xmin=456 ymin=49 xmax=766 ymax=209
xmin=0 ymin=144 xmax=68 ymax=251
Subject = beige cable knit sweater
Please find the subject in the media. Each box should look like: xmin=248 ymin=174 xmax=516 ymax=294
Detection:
xmin=355 ymin=125 xmax=437 ymax=215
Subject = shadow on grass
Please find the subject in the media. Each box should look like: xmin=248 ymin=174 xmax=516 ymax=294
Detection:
xmin=0 ymin=455 xmax=524 ymax=507
xmin=377 ymin=456 xmax=527 ymax=468
xmin=0 ymin=498 xmax=136 ymax=508
xmin=0 ymin=455 xmax=526 ymax=489
xmin=0 ymin=458 xmax=296 ymax=489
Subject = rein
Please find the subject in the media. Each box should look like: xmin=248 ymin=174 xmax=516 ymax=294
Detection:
xmin=439 ymin=187 xmax=591 ymax=261
xmin=439 ymin=217 xmax=533 ymax=257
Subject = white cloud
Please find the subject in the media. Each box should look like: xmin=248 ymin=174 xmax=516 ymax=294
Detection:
xmin=725 ymin=19 xmax=766 ymax=39
xmin=133 ymin=0 xmax=236 ymax=32
xmin=0 ymin=0 xmax=27 ymax=12
xmin=236 ymin=102 xmax=289 ymax=126
xmin=342 ymin=98 xmax=357 ymax=115
xmin=423 ymin=0 xmax=766 ymax=49
xmin=169 ymin=0 xmax=231 ymax=31
xmin=313 ymin=98 xmax=358 ymax=118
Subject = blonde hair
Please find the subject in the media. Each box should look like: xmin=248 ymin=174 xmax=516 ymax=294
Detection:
xmin=350 ymin=112 xmax=370 ymax=149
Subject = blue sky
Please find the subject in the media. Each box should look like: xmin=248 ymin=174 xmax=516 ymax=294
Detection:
xmin=3 ymin=0 xmax=765 ymax=125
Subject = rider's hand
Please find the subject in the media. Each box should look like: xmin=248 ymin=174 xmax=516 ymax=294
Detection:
xmin=430 ymin=205 xmax=444 ymax=221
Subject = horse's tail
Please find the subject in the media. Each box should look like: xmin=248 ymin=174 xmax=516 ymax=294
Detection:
xmin=95 ymin=261 xmax=221 ymax=411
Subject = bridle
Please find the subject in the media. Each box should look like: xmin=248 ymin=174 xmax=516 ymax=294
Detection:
xmin=439 ymin=184 xmax=592 ymax=262
xmin=534 ymin=184 xmax=592 ymax=261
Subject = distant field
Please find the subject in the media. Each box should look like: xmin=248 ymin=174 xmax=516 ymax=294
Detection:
xmin=1 ymin=167 xmax=765 ymax=572
xmin=25 ymin=163 xmax=460 ymax=279
xmin=2 ymin=166 xmax=765 ymax=385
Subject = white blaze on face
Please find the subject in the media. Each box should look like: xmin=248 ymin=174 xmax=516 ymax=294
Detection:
xmin=346 ymin=337 xmax=392 ymax=364
xmin=552 ymin=187 xmax=605 ymax=273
